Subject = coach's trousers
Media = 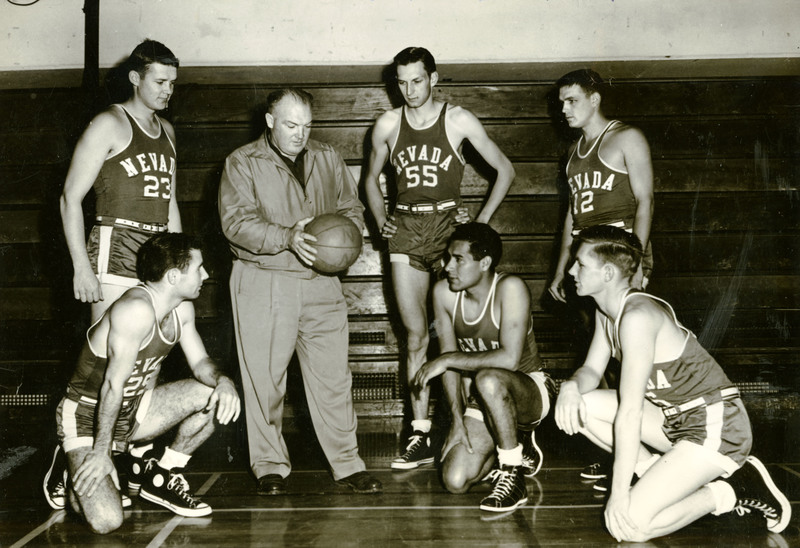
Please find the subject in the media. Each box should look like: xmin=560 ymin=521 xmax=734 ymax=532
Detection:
xmin=229 ymin=261 xmax=365 ymax=480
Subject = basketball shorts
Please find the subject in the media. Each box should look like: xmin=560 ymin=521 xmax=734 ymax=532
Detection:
xmin=464 ymin=370 xmax=552 ymax=430
xmin=389 ymin=209 xmax=458 ymax=272
xmin=661 ymin=396 xmax=752 ymax=475
xmin=87 ymin=224 xmax=158 ymax=287
xmin=56 ymin=388 xmax=153 ymax=453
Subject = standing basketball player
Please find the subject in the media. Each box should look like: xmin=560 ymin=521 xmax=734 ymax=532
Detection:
xmin=548 ymin=69 xmax=654 ymax=302
xmin=554 ymin=226 xmax=791 ymax=541
xmin=364 ymin=47 xmax=515 ymax=469
xmin=219 ymin=88 xmax=381 ymax=496
xmin=60 ymin=39 xmax=182 ymax=322
xmin=48 ymin=40 xmax=182 ymax=510
xmin=56 ymin=233 xmax=240 ymax=534
xmin=413 ymin=223 xmax=552 ymax=512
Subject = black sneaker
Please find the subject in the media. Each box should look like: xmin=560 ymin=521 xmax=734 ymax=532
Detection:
xmin=43 ymin=445 xmax=68 ymax=510
xmin=391 ymin=431 xmax=434 ymax=470
xmin=139 ymin=462 xmax=211 ymax=517
xmin=728 ymin=456 xmax=791 ymax=534
xmin=125 ymin=449 xmax=159 ymax=496
xmin=580 ymin=462 xmax=608 ymax=480
xmin=521 ymin=430 xmax=543 ymax=477
xmin=479 ymin=465 xmax=528 ymax=512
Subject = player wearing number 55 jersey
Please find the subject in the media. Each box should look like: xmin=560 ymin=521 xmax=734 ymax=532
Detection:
xmin=60 ymin=40 xmax=182 ymax=322
xmin=549 ymin=69 xmax=654 ymax=303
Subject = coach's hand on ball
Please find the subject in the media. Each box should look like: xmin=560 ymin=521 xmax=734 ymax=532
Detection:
xmin=289 ymin=217 xmax=318 ymax=266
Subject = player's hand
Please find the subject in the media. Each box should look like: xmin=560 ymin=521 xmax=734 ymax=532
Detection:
xmin=554 ymin=382 xmax=586 ymax=435
xmin=441 ymin=421 xmax=472 ymax=459
xmin=73 ymin=449 xmax=115 ymax=498
xmin=605 ymin=489 xmax=638 ymax=542
xmin=380 ymin=216 xmax=397 ymax=239
xmin=412 ymin=358 xmax=447 ymax=392
xmin=289 ymin=217 xmax=317 ymax=266
xmin=548 ymin=277 xmax=566 ymax=303
xmin=455 ymin=206 xmax=471 ymax=224
xmin=206 ymin=376 xmax=241 ymax=425
xmin=73 ymin=267 xmax=103 ymax=303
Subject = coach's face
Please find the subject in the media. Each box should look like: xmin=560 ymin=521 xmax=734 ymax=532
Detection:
xmin=266 ymin=96 xmax=312 ymax=160
xmin=445 ymin=240 xmax=487 ymax=292
xmin=396 ymin=61 xmax=437 ymax=109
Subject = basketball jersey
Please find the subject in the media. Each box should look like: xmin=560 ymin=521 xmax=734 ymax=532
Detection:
xmin=603 ymin=290 xmax=734 ymax=409
xmin=566 ymin=120 xmax=636 ymax=231
xmin=94 ymin=105 xmax=176 ymax=224
xmin=67 ymin=285 xmax=182 ymax=408
xmin=390 ymin=103 xmax=465 ymax=204
xmin=452 ymin=273 xmax=543 ymax=374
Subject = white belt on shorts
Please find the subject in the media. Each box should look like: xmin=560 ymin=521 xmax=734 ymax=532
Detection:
xmin=396 ymin=199 xmax=458 ymax=214
xmin=572 ymin=221 xmax=628 ymax=237
xmin=661 ymin=387 xmax=740 ymax=418
xmin=96 ymin=216 xmax=168 ymax=233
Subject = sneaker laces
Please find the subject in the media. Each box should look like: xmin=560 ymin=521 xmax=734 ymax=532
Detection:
xmin=401 ymin=434 xmax=424 ymax=456
xmin=482 ymin=468 xmax=503 ymax=483
xmin=487 ymin=469 xmax=515 ymax=500
xmin=734 ymin=498 xmax=778 ymax=520
xmin=167 ymin=472 xmax=201 ymax=507
xmin=52 ymin=477 xmax=66 ymax=497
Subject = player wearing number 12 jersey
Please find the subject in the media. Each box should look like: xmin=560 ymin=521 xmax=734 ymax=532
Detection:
xmin=60 ymin=40 xmax=182 ymax=322
xmin=549 ymin=69 xmax=654 ymax=303
xmin=364 ymin=47 xmax=515 ymax=469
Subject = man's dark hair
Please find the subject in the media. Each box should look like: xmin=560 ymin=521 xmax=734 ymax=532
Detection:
xmin=266 ymin=88 xmax=314 ymax=114
xmin=393 ymin=47 xmax=437 ymax=77
xmin=449 ymin=222 xmax=503 ymax=272
xmin=556 ymin=68 xmax=606 ymax=98
xmin=127 ymin=39 xmax=179 ymax=78
xmin=575 ymin=225 xmax=642 ymax=279
xmin=137 ymin=233 xmax=202 ymax=283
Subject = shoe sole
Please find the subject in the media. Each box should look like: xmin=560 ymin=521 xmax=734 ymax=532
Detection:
xmin=334 ymin=481 xmax=383 ymax=494
xmin=391 ymin=457 xmax=435 ymax=470
xmin=43 ymin=446 xmax=66 ymax=510
xmin=523 ymin=431 xmax=543 ymax=477
xmin=139 ymin=489 xmax=212 ymax=517
xmin=480 ymin=496 xmax=528 ymax=512
xmin=745 ymin=456 xmax=792 ymax=534
xmin=580 ymin=462 xmax=607 ymax=480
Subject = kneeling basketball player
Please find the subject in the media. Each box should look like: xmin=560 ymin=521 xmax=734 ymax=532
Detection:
xmin=55 ymin=233 xmax=239 ymax=534
xmin=414 ymin=223 xmax=553 ymax=512
xmin=555 ymin=225 xmax=790 ymax=541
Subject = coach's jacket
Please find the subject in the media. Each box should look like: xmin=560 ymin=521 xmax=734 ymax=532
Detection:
xmin=219 ymin=132 xmax=365 ymax=278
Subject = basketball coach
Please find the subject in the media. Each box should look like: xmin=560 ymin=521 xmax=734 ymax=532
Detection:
xmin=218 ymin=87 xmax=382 ymax=496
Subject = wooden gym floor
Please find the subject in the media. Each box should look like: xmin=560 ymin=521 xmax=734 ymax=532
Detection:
xmin=1 ymin=416 xmax=798 ymax=547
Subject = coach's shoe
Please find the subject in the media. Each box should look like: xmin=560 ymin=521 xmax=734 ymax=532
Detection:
xmin=257 ymin=474 xmax=288 ymax=496
xmin=580 ymin=461 xmax=608 ymax=480
xmin=728 ymin=456 xmax=791 ymax=534
xmin=125 ymin=449 xmax=160 ymax=496
xmin=44 ymin=445 xmax=68 ymax=510
xmin=391 ymin=431 xmax=434 ymax=470
xmin=521 ymin=430 xmax=543 ymax=477
xmin=139 ymin=462 xmax=212 ymax=517
xmin=479 ymin=465 xmax=528 ymax=512
xmin=336 ymin=471 xmax=383 ymax=494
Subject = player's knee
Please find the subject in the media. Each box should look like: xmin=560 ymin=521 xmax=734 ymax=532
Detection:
xmin=86 ymin=509 xmax=123 ymax=535
xmin=442 ymin=467 xmax=471 ymax=494
xmin=406 ymin=329 xmax=429 ymax=355
xmin=474 ymin=369 xmax=508 ymax=400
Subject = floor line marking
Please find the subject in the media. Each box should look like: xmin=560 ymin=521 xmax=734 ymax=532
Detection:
xmin=145 ymin=472 xmax=221 ymax=548
xmin=10 ymin=509 xmax=66 ymax=548
xmin=203 ymin=503 xmax=606 ymax=512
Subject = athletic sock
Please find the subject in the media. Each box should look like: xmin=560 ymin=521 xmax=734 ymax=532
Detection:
xmin=634 ymin=454 xmax=659 ymax=478
xmin=707 ymin=480 xmax=737 ymax=515
xmin=411 ymin=419 xmax=432 ymax=434
xmin=158 ymin=446 xmax=191 ymax=471
xmin=129 ymin=443 xmax=154 ymax=458
xmin=497 ymin=444 xmax=524 ymax=467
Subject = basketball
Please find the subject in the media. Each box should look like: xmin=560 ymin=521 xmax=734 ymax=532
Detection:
xmin=305 ymin=213 xmax=363 ymax=273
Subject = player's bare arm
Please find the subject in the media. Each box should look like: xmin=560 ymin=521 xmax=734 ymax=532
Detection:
xmin=555 ymin=309 xmax=612 ymax=435
xmin=72 ymin=296 xmax=153 ymax=498
xmin=446 ymin=106 xmax=515 ymax=224
xmin=549 ymin=208 xmax=575 ymax=303
xmin=177 ymin=301 xmax=241 ymax=425
xmin=60 ymin=109 xmax=131 ymax=304
xmin=161 ymin=119 xmax=183 ymax=233
xmin=605 ymin=303 xmax=660 ymax=541
xmin=413 ymin=276 xmax=529 ymax=389
xmin=363 ymin=109 xmax=401 ymax=237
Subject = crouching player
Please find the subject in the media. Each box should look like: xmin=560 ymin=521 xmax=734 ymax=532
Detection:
xmin=414 ymin=223 xmax=552 ymax=512
xmin=55 ymin=233 xmax=240 ymax=533
xmin=555 ymin=225 xmax=790 ymax=541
